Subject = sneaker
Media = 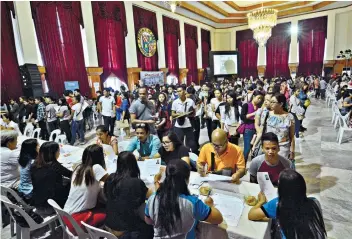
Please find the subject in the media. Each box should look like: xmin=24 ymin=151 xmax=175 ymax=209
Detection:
xmin=79 ymin=141 xmax=86 ymax=145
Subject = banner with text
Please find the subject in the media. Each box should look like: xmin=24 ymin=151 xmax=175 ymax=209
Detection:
xmin=140 ymin=71 xmax=164 ymax=86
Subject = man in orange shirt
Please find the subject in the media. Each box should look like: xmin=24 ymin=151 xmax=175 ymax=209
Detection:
xmin=197 ymin=128 xmax=246 ymax=183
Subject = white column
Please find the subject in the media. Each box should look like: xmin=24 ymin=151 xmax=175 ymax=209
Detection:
xmin=156 ymin=12 xmax=166 ymax=69
xmin=325 ymin=12 xmax=336 ymax=60
xmin=289 ymin=19 xmax=298 ymax=63
xmin=197 ymin=26 xmax=202 ymax=69
xmin=81 ymin=1 xmax=98 ymax=67
xmin=179 ymin=20 xmax=186 ymax=68
xmin=257 ymin=46 xmax=266 ymax=66
xmin=14 ymin=1 xmax=39 ymax=64
xmin=124 ymin=1 xmax=138 ymax=67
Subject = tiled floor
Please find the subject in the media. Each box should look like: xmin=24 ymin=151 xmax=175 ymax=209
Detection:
xmin=2 ymin=99 xmax=352 ymax=238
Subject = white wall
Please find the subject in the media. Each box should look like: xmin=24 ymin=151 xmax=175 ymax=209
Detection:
xmin=335 ymin=10 xmax=352 ymax=55
xmin=213 ymin=6 xmax=352 ymax=64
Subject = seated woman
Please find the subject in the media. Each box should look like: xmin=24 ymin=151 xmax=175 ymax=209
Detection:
xmin=104 ymin=151 xmax=154 ymax=238
xmin=158 ymin=131 xmax=190 ymax=165
xmin=63 ymin=144 xmax=108 ymax=234
xmin=248 ymin=169 xmax=326 ymax=239
xmin=96 ymin=125 xmax=118 ymax=155
xmin=0 ymin=112 xmax=22 ymax=135
xmin=0 ymin=129 xmax=20 ymax=188
xmin=145 ymin=160 xmax=223 ymax=239
xmin=31 ymin=142 xmax=72 ymax=215
xmin=17 ymin=138 xmax=39 ymax=201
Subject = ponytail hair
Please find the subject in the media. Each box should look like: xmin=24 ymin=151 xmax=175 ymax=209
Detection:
xmin=155 ymin=160 xmax=191 ymax=236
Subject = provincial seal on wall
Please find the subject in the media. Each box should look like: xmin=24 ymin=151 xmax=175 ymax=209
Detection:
xmin=137 ymin=27 xmax=157 ymax=57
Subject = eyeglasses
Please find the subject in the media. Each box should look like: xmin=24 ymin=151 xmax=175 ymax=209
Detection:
xmin=162 ymin=141 xmax=172 ymax=145
xmin=212 ymin=141 xmax=227 ymax=149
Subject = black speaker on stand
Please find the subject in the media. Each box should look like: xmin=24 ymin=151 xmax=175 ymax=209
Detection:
xmin=19 ymin=64 xmax=43 ymax=97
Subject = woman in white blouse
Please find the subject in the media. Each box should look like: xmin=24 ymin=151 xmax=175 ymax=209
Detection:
xmin=216 ymin=91 xmax=240 ymax=144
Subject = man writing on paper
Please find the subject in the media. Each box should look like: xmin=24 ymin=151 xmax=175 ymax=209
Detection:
xmin=249 ymin=132 xmax=292 ymax=186
xmin=126 ymin=123 xmax=161 ymax=161
xmin=196 ymin=129 xmax=245 ymax=183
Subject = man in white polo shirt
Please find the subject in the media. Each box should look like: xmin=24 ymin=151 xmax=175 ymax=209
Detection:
xmin=98 ymin=88 xmax=115 ymax=135
xmin=172 ymin=85 xmax=197 ymax=153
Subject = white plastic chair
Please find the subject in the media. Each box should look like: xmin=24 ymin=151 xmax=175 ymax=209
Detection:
xmin=0 ymin=185 xmax=34 ymax=237
xmin=47 ymin=199 xmax=90 ymax=239
xmin=331 ymin=102 xmax=340 ymax=125
xmin=31 ymin=128 xmax=41 ymax=139
xmin=336 ymin=111 xmax=352 ymax=144
xmin=56 ymin=134 xmax=67 ymax=144
xmin=334 ymin=108 xmax=351 ymax=129
xmin=1 ymin=197 xmax=57 ymax=239
xmin=23 ymin=124 xmax=34 ymax=137
xmin=81 ymin=221 xmax=117 ymax=239
xmin=49 ymin=129 xmax=61 ymax=142
xmin=118 ymin=141 xmax=130 ymax=152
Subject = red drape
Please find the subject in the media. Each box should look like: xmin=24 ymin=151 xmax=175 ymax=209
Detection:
xmin=297 ymin=16 xmax=327 ymax=76
xmin=201 ymin=29 xmax=211 ymax=69
xmin=236 ymin=29 xmax=258 ymax=78
xmin=265 ymin=23 xmax=291 ymax=78
xmin=31 ymin=2 xmax=89 ymax=96
xmin=92 ymin=1 xmax=127 ymax=83
xmin=133 ymin=6 xmax=158 ymax=71
xmin=184 ymin=23 xmax=198 ymax=85
xmin=1 ymin=1 xmax=23 ymax=101
xmin=163 ymin=16 xmax=180 ymax=77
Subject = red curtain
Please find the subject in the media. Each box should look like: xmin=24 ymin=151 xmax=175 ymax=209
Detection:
xmin=265 ymin=23 xmax=291 ymax=78
xmin=92 ymin=1 xmax=127 ymax=83
xmin=163 ymin=16 xmax=180 ymax=77
xmin=236 ymin=29 xmax=258 ymax=78
xmin=31 ymin=2 xmax=89 ymax=97
xmin=185 ymin=23 xmax=198 ymax=85
xmin=201 ymin=29 xmax=211 ymax=69
xmin=297 ymin=16 xmax=327 ymax=76
xmin=133 ymin=6 xmax=158 ymax=71
xmin=1 ymin=1 xmax=23 ymax=101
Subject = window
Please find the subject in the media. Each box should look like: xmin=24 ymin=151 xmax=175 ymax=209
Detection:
xmin=103 ymin=73 xmax=127 ymax=92
xmin=11 ymin=15 xmax=24 ymax=65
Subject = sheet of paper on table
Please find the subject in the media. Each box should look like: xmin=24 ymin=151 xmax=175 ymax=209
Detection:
xmin=138 ymin=158 xmax=161 ymax=182
xmin=190 ymin=173 xmax=232 ymax=186
xmin=102 ymin=144 xmax=117 ymax=162
xmin=257 ymin=172 xmax=277 ymax=201
xmin=211 ymin=193 xmax=244 ymax=227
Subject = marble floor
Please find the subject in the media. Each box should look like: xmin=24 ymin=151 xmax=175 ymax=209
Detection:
xmin=2 ymin=99 xmax=352 ymax=238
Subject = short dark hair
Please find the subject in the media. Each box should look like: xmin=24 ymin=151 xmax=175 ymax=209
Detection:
xmin=34 ymin=97 xmax=42 ymax=102
xmin=74 ymin=89 xmax=80 ymax=93
xmin=177 ymin=85 xmax=186 ymax=91
xmin=96 ymin=91 xmax=102 ymax=94
xmin=74 ymin=95 xmax=81 ymax=102
xmin=135 ymin=123 xmax=150 ymax=134
xmin=64 ymin=90 xmax=73 ymax=96
xmin=261 ymin=132 xmax=279 ymax=145
xmin=186 ymin=87 xmax=195 ymax=95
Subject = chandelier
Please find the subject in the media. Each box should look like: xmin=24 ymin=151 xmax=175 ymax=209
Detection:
xmin=162 ymin=1 xmax=181 ymax=13
xmin=247 ymin=8 xmax=278 ymax=47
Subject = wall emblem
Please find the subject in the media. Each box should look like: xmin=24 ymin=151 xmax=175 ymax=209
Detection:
xmin=137 ymin=28 xmax=157 ymax=57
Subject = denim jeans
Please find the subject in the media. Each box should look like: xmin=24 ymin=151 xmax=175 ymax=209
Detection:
xmin=291 ymin=113 xmax=301 ymax=138
xmin=243 ymin=128 xmax=255 ymax=162
xmin=70 ymin=119 xmax=84 ymax=145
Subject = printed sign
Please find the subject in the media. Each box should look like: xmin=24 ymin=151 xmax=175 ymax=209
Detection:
xmin=140 ymin=71 xmax=164 ymax=86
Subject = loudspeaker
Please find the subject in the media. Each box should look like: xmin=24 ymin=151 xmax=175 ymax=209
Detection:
xmin=19 ymin=64 xmax=43 ymax=97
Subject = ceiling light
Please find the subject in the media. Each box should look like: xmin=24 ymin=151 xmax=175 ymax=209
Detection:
xmin=247 ymin=8 xmax=278 ymax=47
xmin=162 ymin=1 xmax=180 ymax=13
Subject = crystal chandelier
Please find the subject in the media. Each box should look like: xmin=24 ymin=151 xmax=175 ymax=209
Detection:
xmin=162 ymin=1 xmax=180 ymax=13
xmin=247 ymin=8 xmax=278 ymax=47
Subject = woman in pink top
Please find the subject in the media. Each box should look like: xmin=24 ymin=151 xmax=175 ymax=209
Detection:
xmin=96 ymin=125 xmax=118 ymax=155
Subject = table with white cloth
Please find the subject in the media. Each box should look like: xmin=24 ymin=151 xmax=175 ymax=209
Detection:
xmin=16 ymin=136 xmax=272 ymax=239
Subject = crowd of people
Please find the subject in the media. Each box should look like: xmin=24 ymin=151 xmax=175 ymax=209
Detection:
xmin=2 ymin=73 xmax=351 ymax=239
